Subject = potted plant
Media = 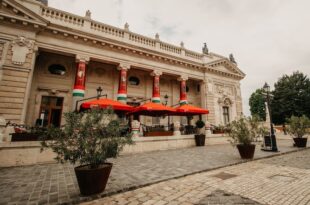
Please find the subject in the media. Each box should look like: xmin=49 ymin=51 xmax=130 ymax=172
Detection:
xmin=287 ymin=115 xmax=309 ymax=147
xmin=40 ymin=108 xmax=133 ymax=196
xmin=213 ymin=124 xmax=225 ymax=134
xmin=226 ymin=116 xmax=258 ymax=159
xmin=194 ymin=120 xmax=206 ymax=146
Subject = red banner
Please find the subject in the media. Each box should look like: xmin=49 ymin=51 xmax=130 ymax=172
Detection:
xmin=118 ymin=69 xmax=127 ymax=94
xmin=180 ymin=80 xmax=187 ymax=101
xmin=153 ymin=75 xmax=160 ymax=97
xmin=74 ymin=62 xmax=86 ymax=90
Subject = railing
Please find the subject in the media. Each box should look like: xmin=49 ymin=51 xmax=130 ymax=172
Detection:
xmin=185 ymin=50 xmax=203 ymax=60
xmin=160 ymin=42 xmax=182 ymax=54
xmin=91 ymin=22 xmax=124 ymax=38
xmin=40 ymin=6 xmax=208 ymax=62
xmin=129 ymin=33 xmax=156 ymax=47
xmin=41 ymin=7 xmax=84 ymax=26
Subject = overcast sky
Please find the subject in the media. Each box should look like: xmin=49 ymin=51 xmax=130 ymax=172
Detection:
xmin=49 ymin=0 xmax=310 ymax=115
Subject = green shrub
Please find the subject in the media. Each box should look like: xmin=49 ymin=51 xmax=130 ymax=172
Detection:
xmin=226 ymin=116 xmax=260 ymax=145
xmin=287 ymin=115 xmax=310 ymax=138
xmin=41 ymin=108 xmax=133 ymax=169
xmin=195 ymin=120 xmax=205 ymax=129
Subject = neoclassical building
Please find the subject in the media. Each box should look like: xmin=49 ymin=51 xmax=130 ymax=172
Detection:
xmin=0 ymin=0 xmax=245 ymax=129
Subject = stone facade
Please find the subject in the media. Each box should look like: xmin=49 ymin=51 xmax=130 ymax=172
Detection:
xmin=0 ymin=0 xmax=245 ymax=127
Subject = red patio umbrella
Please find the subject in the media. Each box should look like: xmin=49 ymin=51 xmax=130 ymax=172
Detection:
xmin=128 ymin=102 xmax=176 ymax=116
xmin=80 ymin=98 xmax=133 ymax=112
xmin=174 ymin=104 xmax=209 ymax=116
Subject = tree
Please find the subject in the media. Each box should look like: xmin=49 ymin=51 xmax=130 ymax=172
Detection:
xmin=271 ymin=71 xmax=310 ymax=124
xmin=249 ymin=89 xmax=266 ymax=121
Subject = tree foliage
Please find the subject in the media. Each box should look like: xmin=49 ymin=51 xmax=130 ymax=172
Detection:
xmin=249 ymin=89 xmax=266 ymax=121
xmin=271 ymin=71 xmax=310 ymax=124
xmin=41 ymin=109 xmax=133 ymax=169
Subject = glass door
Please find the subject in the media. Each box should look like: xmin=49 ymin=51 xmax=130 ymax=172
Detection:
xmin=39 ymin=96 xmax=64 ymax=127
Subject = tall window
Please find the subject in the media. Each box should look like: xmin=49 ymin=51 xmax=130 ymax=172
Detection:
xmin=38 ymin=96 xmax=64 ymax=127
xmin=223 ymin=106 xmax=230 ymax=125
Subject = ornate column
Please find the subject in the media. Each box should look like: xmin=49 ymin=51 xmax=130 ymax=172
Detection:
xmin=72 ymin=55 xmax=89 ymax=110
xmin=151 ymin=70 xmax=162 ymax=103
xmin=178 ymin=75 xmax=188 ymax=105
xmin=117 ymin=64 xmax=130 ymax=104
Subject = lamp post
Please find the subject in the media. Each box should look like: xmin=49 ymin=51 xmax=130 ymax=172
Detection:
xmin=164 ymin=94 xmax=168 ymax=106
xmin=164 ymin=94 xmax=170 ymax=129
xmin=263 ymin=82 xmax=278 ymax=152
xmin=96 ymin=86 xmax=103 ymax=99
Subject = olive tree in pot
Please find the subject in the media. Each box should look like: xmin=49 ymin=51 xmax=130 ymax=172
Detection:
xmin=41 ymin=108 xmax=133 ymax=196
xmin=195 ymin=120 xmax=206 ymax=146
xmin=287 ymin=115 xmax=309 ymax=148
xmin=226 ymin=116 xmax=259 ymax=159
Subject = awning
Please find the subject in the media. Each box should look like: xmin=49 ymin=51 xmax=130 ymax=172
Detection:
xmin=174 ymin=104 xmax=209 ymax=116
xmin=80 ymin=98 xmax=133 ymax=112
xmin=128 ymin=102 xmax=176 ymax=116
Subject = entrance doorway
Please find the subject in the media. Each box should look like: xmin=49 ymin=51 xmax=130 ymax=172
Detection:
xmin=38 ymin=96 xmax=64 ymax=127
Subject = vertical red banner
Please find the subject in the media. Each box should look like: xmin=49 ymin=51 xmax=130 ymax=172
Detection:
xmin=117 ymin=68 xmax=128 ymax=103
xmin=152 ymin=75 xmax=161 ymax=103
xmin=73 ymin=61 xmax=86 ymax=97
xmin=179 ymin=80 xmax=188 ymax=105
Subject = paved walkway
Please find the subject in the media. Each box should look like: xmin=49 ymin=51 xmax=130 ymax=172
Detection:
xmin=0 ymin=139 xmax=307 ymax=204
xmin=85 ymin=148 xmax=310 ymax=205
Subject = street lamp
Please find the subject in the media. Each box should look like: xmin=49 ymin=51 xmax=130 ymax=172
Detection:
xmin=163 ymin=94 xmax=170 ymax=130
xmin=96 ymin=86 xmax=103 ymax=99
xmin=164 ymin=94 xmax=169 ymax=106
xmin=263 ymin=82 xmax=278 ymax=152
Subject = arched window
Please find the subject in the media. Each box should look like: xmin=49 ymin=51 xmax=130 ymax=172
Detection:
xmin=48 ymin=64 xmax=66 ymax=75
xmin=129 ymin=76 xmax=140 ymax=85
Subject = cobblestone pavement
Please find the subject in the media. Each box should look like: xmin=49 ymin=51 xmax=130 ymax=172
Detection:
xmin=0 ymin=139 xmax=307 ymax=204
xmin=197 ymin=190 xmax=261 ymax=205
xmin=84 ymin=149 xmax=310 ymax=205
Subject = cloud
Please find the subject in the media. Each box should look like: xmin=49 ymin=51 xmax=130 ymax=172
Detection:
xmin=49 ymin=0 xmax=310 ymax=116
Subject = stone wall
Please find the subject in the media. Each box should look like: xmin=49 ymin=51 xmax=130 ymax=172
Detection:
xmin=0 ymin=37 xmax=36 ymax=124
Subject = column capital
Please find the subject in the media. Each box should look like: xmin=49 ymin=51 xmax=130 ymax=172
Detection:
xmin=75 ymin=54 xmax=90 ymax=63
xmin=177 ymin=75 xmax=188 ymax=81
xmin=151 ymin=70 xmax=162 ymax=77
xmin=199 ymin=79 xmax=207 ymax=84
xmin=117 ymin=63 xmax=131 ymax=71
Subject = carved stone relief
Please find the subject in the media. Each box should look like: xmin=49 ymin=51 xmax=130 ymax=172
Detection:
xmin=224 ymin=86 xmax=233 ymax=95
xmin=215 ymin=84 xmax=224 ymax=94
xmin=218 ymin=94 xmax=233 ymax=106
xmin=11 ymin=36 xmax=34 ymax=65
